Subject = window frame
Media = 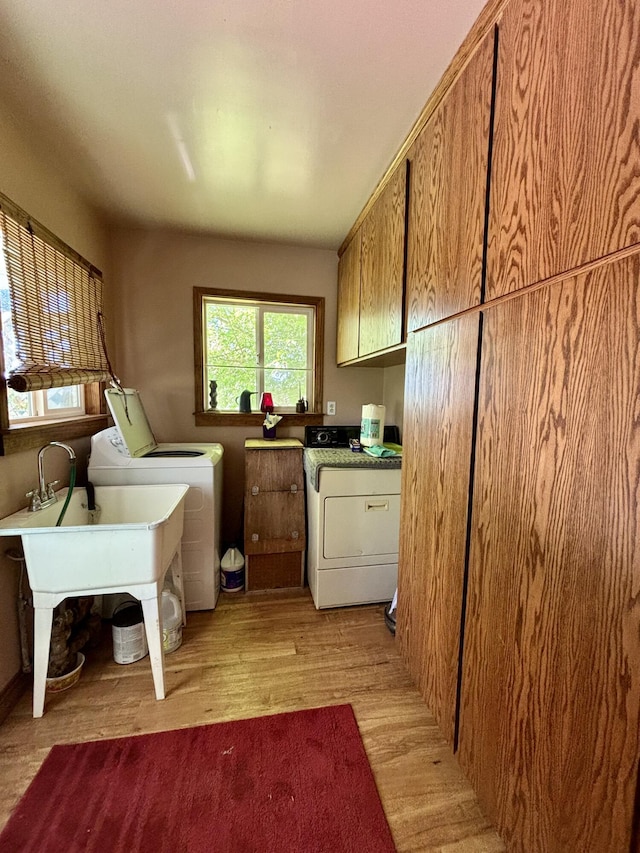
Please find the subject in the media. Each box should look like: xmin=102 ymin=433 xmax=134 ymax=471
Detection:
xmin=0 ymin=375 xmax=107 ymax=455
xmin=7 ymin=384 xmax=86 ymax=424
xmin=193 ymin=286 xmax=324 ymax=427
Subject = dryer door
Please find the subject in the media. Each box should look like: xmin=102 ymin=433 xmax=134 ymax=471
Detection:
xmin=323 ymin=494 xmax=400 ymax=559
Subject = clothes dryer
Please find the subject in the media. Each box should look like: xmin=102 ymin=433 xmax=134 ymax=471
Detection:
xmin=88 ymin=389 xmax=223 ymax=610
xmin=304 ymin=425 xmax=401 ymax=609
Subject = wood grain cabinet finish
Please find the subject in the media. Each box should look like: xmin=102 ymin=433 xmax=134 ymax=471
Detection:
xmin=244 ymin=441 xmax=306 ymax=590
xmin=397 ymin=314 xmax=480 ymax=745
xmin=487 ymin=0 xmax=640 ymax=299
xmin=244 ymin=444 xmax=305 ymax=496
xmin=244 ymin=492 xmax=305 ymax=553
xmin=458 ymin=254 xmax=640 ymax=852
xmin=336 ymin=228 xmax=361 ymax=364
xmin=406 ymin=29 xmax=495 ymax=332
xmin=358 ymin=162 xmax=408 ymax=358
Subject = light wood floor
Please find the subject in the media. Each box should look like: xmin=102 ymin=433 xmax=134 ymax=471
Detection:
xmin=0 ymin=589 xmax=505 ymax=852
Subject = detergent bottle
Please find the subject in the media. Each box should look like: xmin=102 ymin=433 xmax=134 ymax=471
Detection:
xmin=221 ymin=546 xmax=245 ymax=593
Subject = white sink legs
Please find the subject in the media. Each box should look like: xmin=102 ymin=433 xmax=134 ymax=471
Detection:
xmin=32 ymin=607 xmax=54 ymax=719
xmin=30 ymin=550 xmax=184 ymax=718
xmin=140 ymin=591 xmax=166 ymax=702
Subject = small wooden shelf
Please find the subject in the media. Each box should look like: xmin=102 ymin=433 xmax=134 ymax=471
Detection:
xmin=243 ymin=439 xmax=305 ymax=591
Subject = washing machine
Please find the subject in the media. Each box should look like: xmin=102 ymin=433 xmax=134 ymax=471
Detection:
xmin=88 ymin=388 xmax=223 ymax=611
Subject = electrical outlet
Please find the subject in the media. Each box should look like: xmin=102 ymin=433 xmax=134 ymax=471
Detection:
xmin=327 ymin=401 xmax=336 ymax=416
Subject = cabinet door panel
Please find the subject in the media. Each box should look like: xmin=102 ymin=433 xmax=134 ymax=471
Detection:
xmin=359 ymin=163 xmax=407 ymax=356
xmin=397 ymin=314 xmax=480 ymax=744
xmin=244 ymin=448 xmax=304 ymax=494
xmin=459 ymin=255 xmax=640 ymax=851
xmin=337 ymin=230 xmax=361 ymax=364
xmin=406 ymin=30 xmax=494 ymax=331
xmin=487 ymin=0 xmax=640 ymax=298
xmin=244 ymin=492 xmax=306 ymax=554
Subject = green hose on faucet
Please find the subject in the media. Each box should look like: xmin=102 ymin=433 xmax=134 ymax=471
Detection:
xmin=55 ymin=459 xmax=77 ymax=527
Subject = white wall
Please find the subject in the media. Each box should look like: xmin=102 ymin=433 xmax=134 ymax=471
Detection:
xmin=0 ymin=99 xmax=109 ymax=693
xmin=108 ymin=227 xmax=391 ymax=543
xmin=383 ymin=362 xmax=406 ymax=440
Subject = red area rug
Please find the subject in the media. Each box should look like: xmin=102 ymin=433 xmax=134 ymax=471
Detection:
xmin=0 ymin=704 xmax=396 ymax=853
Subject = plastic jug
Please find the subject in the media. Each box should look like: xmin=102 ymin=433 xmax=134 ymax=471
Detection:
xmin=161 ymin=589 xmax=182 ymax=653
xmin=221 ymin=546 xmax=245 ymax=593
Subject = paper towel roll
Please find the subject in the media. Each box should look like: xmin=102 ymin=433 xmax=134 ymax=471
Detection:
xmin=360 ymin=403 xmax=386 ymax=447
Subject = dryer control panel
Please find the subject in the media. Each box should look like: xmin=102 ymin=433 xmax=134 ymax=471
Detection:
xmin=304 ymin=425 xmax=400 ymax=448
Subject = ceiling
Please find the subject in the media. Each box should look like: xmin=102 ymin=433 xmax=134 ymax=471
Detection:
xmin=0 ymin=0 xmax=487 ymax=250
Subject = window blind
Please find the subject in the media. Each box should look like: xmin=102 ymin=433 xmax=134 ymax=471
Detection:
xmin=0 ymin=197 xmax=110 ymax=392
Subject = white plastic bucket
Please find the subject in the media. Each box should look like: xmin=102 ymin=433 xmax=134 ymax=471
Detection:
xmin=112 ymin=602 xmax=148 ymax=664
xmin=221 ymin=546 xmax=245 ymax=593
xmin=162 ymin=589 xmax=182 ymax=653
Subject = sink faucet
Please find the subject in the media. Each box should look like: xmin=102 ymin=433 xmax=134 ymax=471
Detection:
xmin=27 ymin=442 xmax=77 ymax=512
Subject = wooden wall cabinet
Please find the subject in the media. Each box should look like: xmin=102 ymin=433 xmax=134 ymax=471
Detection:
xmin=243 ymin=439 xmax=305 ymax=591
xmin=336 ymin=227 xmax=361 ymax=364
xmin=359 ymin=161 xmax=408 ymax=357
xmin=406 ymin=28 xmax=495 ymax=332
xmin=336 ymin=161 xmax=408 ymax=364
xmin=487 ymin=0 xmax=640 ymax=299
xmin=458 ymin=255 xmax=640 ymax=851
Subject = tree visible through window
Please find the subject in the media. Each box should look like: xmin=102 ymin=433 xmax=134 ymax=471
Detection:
xmin=194 ymin=288 xmax=324 ymax=415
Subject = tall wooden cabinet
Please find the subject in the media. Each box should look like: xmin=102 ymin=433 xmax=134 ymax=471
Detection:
xmin=337 ymin=0 xmax=640 ymax=847
xmin=459 ymin=255 xmax=640 ymax=851
xmin=243 ymin=439 xmax=305 ymax=591
xmin=397 ymin=314 xmax=480 ymax=745
xmin=395 ymin=0 xmax=640 ymax=849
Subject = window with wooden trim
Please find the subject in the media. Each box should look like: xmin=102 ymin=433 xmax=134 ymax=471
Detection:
xmin=193 ymin=287 xmax=324 ymax=421
xmin=0 ymin=192 xmax=109 ymax=453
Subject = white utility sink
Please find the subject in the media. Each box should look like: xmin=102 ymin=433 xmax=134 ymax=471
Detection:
xmin=0 ymin=483 xmax=189 ymax=717
xmin=0 ymin=483 xmax=188 ymax=591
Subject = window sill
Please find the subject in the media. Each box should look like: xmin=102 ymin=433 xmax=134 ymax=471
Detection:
xmin=194 ymin=411 xmax=324 ymax=428
xmin=1 ymin=414 xmax=109 ymax=456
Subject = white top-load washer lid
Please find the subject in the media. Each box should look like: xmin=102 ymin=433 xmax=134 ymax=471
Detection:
xmin=89 ymin=427 xmax=223 ymax=470
xmin=104 ymin=388 xmax=204 ymax=458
